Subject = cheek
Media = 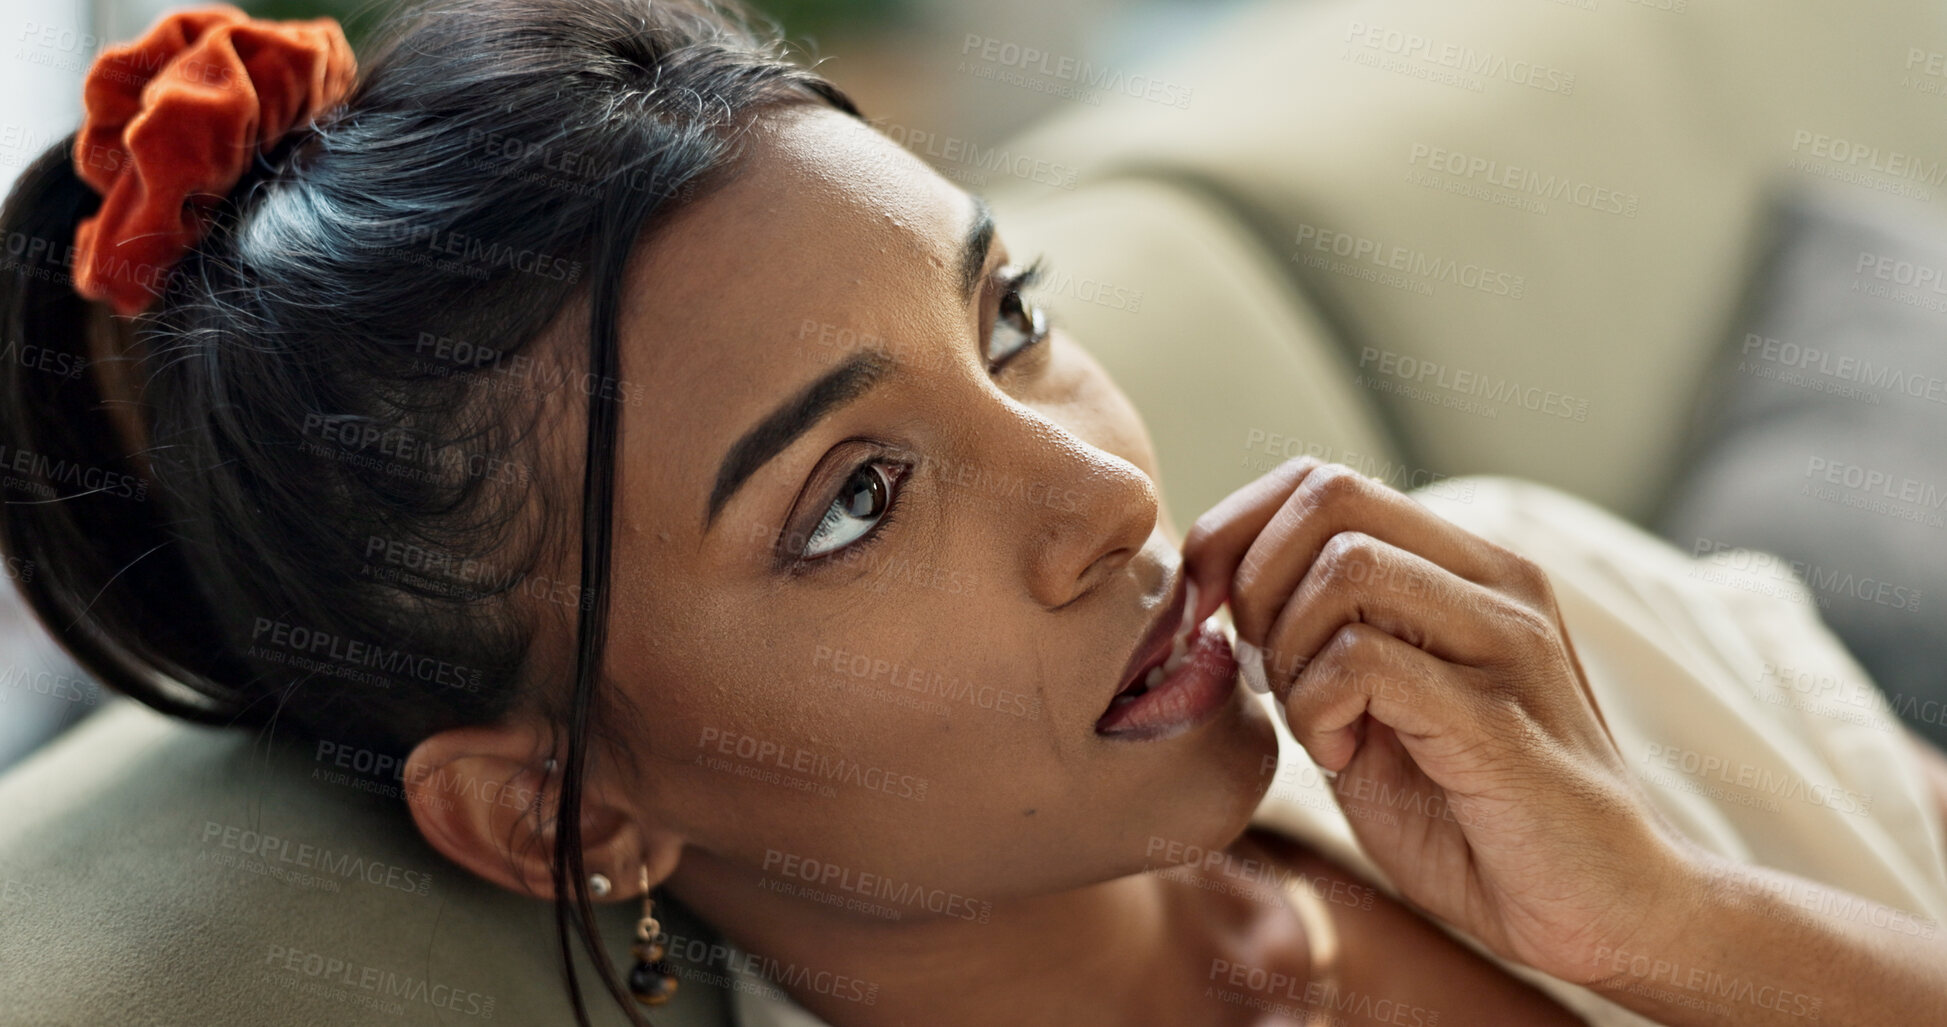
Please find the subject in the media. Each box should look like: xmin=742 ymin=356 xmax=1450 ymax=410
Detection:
xmin=1027 ymin=333 xmax=1159 ymax=483
xmin=642 ymin=600 xmax=1277 ymax=901
xmin=634 ymin=605 xmax=1056 ymax=846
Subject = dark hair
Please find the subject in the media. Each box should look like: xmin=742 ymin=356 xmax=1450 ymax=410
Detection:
xmin=0 ymin=1 xmax=857 ymax=1022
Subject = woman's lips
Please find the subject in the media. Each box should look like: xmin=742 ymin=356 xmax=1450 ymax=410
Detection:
xmin=1112 ymin=577 xmax=1190 ymax=702
xmin=1095 ymin=617 xmax=1238 ymax=740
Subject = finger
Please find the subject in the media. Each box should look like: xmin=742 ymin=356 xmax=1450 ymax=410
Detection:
xmin=1181 ymin=456 xmax=1321 ymax=618
xmin=1223 ymin=463 xmax=1537 ymax=650
xmin=1256 ymin=533 xmax=1554 ymax=698
xmin=1281 ymin=621 xmax=1484 ymax=775
xmin=1332 ymin=720 xmax=1474 ymax=847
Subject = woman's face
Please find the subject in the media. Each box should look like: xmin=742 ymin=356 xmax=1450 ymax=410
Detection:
xmin=604 ymin=104 xmax=1276 ymax=907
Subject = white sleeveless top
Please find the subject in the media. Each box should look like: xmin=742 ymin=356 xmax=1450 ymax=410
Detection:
xmin=726 ymin=477 xmax=1947 ymax=1027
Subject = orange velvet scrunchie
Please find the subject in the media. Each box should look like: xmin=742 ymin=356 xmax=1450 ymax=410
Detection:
xmin=71 ymin=4 xmax=356 ymax=316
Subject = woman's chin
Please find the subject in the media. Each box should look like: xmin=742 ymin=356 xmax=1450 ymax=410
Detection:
xmin=1120 ymin=688 xmax=1279 ymax=871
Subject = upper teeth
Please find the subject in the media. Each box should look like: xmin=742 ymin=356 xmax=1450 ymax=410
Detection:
xmin=1130 ymin=583 xmax=1212 ymax=696
xmin=1158 ymin=582 xmax=1199 ymax=675
xmin=1149 ymin=612 xmax=1218 ymax=685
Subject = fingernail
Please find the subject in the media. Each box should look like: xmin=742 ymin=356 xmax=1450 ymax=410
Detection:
xmin=1236 ymin=638 xmax=1269 ymax=694
xmin=1185 ymin=569 xmax=1225 ymax=626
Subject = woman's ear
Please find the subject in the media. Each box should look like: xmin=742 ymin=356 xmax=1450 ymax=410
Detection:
xmin=401 ymin=718 xmax=681 ymax=900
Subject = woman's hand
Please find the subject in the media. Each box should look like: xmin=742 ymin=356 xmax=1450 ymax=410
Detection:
xmin=1181 ymin=457 xmax=1690 ymax=986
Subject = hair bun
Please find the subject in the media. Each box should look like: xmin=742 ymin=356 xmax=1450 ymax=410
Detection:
xmin=71 ymin=2 xmax=356 ymax=316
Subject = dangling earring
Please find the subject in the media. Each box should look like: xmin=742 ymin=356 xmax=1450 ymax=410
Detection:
xmin=587 ymin=873 xmax=611 ymax=898
xmin=628 ymin=864 xmax=677 ymax=1005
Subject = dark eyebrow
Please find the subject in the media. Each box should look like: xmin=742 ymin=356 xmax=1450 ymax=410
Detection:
xmin=960 ymin=194 xmax=995 ymax=302
xmin=704 ymin=350 xmax=892 ymax=533
xmin=702 ymin=196 xmax=997 ymax=535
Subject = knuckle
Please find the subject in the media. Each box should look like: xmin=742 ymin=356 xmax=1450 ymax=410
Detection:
xmin=1487 ymin=541 xmax=1551 ymax=597
xmin=1514 ymin=558 xmax=1552 ymax=597
xmin=1488 ymin=600 xmax=1559 ymax=657
xmin=1316 ymin=623 xmax=1373 ymax=672
xmin=1508 ymin=601 xmax=1556 ymax=637
xmin=1316 ymin=530 xmax=1381 ymax=583
xmin=1278 ymin=454 xmax=1326 ymax=481
xmin=1296 ymin=461 xmax=1366 ymax=512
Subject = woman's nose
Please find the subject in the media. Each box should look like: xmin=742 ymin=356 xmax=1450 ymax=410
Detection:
xmin=993 ymin=409 xmax=1161 ymax=610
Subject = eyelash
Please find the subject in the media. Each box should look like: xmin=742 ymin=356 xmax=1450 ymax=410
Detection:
xmin=988 ymin=256 xmax=1050 ymax=374
xmin=785 ymin=458 xmax=908 ymax=577
xmin=785 ymin=257 xmax=1052 ymax=574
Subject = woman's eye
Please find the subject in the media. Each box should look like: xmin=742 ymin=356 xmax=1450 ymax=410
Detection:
xmin=801 ymin=460 xmax=906 ymax=560
xmin=985 ymin=263 xmax=1049 ymax=371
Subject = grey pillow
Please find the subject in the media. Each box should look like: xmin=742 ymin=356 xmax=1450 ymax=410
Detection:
xmin=1656 ymin=187 xmax=1947 ymax=747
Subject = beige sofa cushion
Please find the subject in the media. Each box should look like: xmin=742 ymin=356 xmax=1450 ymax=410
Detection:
xmin=0 ymin=700 xmax=730 ymax=1026
xmin=993 ymin=0 xmax=1947 ymax=519
xmin=991 ymin=177 xmax=1400 ymax=530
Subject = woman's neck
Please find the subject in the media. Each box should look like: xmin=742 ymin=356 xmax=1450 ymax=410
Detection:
xmin=668 ymin=843 xmax=1310 ymax=1027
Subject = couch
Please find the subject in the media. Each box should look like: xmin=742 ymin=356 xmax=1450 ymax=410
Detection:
xmin=6 ymin=0 xmax=1946 ymax=1022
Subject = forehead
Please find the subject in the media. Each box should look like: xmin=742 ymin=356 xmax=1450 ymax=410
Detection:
xmin=613 ymin=104 xmax=979 ymax=539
